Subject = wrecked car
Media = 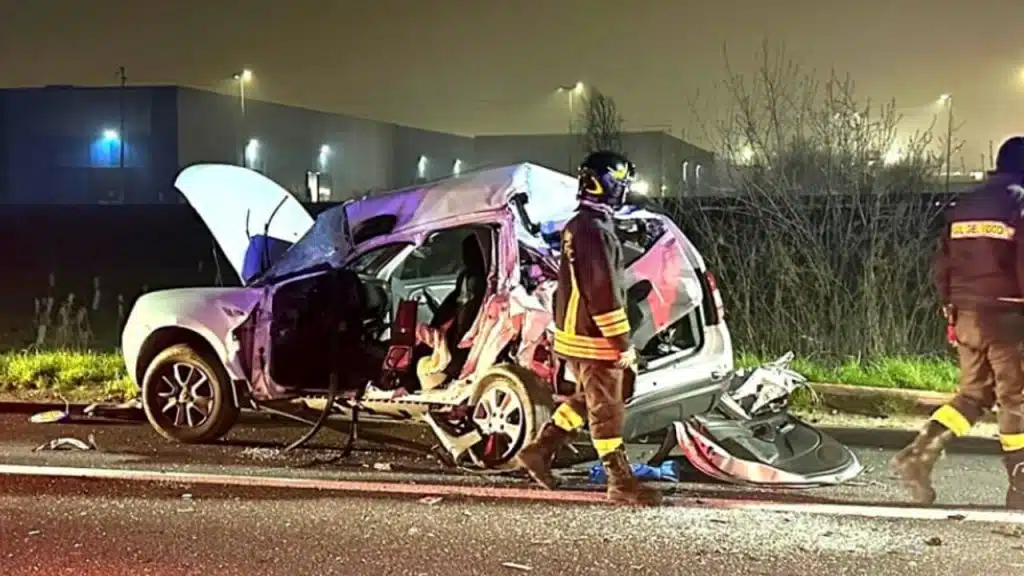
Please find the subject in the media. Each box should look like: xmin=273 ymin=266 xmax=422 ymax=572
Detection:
xmin=119 ymin=162 xmax=862 ymax=487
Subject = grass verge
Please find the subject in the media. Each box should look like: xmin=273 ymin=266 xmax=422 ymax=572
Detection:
xmin=0 ymin=349 xmax=960 ymax=407
xmin=0 ymin=350 xmax=136 ymax=403
xmin=736 ymin=352 xmax=959 ymax=393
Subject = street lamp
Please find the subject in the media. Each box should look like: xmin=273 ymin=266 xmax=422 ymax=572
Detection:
xmin=318 ymin=144 xmax=331 ymax=171
xmin=233 ymin=69 xmax=253 ymax=166
xmin=939 ymin=93 xmax=953 ymax=194
xmin=556 ymin=81 xmax=585 ymax=170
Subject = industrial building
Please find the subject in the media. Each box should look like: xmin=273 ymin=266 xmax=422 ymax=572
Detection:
xmin=0 ymin=85 xmax=474 ymax=204
xmin=0 ymin=84 xmax=716 ymax=204
xmin=473 ymin=131 xmax=716 ymax=197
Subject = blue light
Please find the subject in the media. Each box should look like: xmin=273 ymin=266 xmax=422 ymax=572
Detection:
xmin=102 ymin=129 xmax=119 ymax=142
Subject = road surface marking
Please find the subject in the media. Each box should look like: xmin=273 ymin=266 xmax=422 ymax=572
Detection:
xmin=2 ymin=463 xmax=1023 ymax=524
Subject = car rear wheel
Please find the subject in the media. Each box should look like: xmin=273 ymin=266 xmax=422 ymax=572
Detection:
xmin=141 ymin=344 xmax=240 ymax=444
xmin=469 ymin=364 xmax=554 ymax=470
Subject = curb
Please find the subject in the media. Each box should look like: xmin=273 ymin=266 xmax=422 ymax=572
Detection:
xmin=807 ymin=383 xmax=980 ymax=420
xmin=0 ymin=383 xmax=966 ymax=420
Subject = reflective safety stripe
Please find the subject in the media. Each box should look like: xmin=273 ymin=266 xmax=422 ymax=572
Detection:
xmin=552 ymin=403 xmax=584 ymax=431
xmin=931 ymin=405 xmax=972 ymax=437
xmin=593 ymin=437 xmax=624 ymax=457
xmin=553 ymin=330 xmax=620 ymax=361
xmin=1000 ymin=433 xmax=1024 ymax=452
xmin=563 ymin=230 xmax=581 ymax=336
xmin=950 ymin=220 xmax=1015 ymax=241
xmin=593 ymin=308 xmax=630 ymax=338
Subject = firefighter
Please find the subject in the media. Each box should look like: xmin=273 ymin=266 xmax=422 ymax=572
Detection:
xmin=515 ymin=150 xmax=662 ymax=506
xmin=890 ymin=136 xmax=1024 ymax=509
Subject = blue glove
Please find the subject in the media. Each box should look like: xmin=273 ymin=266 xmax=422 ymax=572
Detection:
xmin=588 ymin=460 xmax=680 ymax=484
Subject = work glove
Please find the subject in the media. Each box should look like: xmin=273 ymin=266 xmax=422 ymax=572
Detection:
xmin=616 ymin=346 xmax=637 ymax=370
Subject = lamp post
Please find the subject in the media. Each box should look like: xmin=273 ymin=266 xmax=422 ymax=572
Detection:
xmin=233 ymin=69 xmax=253 ymax=166
xmin=557 ymin=81 xmax=584 ymax=170
xmin=939 ymin=93 xmax=953 ymax=194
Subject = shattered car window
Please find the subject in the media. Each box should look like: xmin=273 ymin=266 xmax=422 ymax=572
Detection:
xmin=349 ymin=243 xmax=410 ymax=277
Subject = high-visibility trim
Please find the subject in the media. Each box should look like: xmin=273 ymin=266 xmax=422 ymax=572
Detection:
xmin=552 ymin=403 xmax=584 ymax=432
xmin=593 ymin=308 xmax=627 ymax=327
xmin=597 ymin=318 xmax=630 ymax=338
xmin=1000 ymin=433 xmax=1024 ymax=452
xmin=561 ymin=228 xmax=581 ymax=336
xmin=930 ymin=405 xmax=972 ymax=437
xmin=593 ymin=437 xmax=624 ymax=457
xmin=950 ymin=220 xmax=1015 ymax=241
xmin=553 ymin=330 xmax=620 ymax=361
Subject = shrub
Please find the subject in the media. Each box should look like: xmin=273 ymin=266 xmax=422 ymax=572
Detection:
xmin=670 ymin=41 xmax=959 ymax=362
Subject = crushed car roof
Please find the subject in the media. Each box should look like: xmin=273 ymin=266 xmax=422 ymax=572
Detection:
xmin=342 ymin=163 xmax=580 ymax=238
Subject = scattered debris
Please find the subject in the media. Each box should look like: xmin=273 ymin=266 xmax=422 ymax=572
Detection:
xmin=946 ymin=514 xmax=967 ymax=521
xmin=33 ymin=435 xmax=98 ymax=452
xmin=501 ymin=562 xmax=533 ymax=572
xmin=29 ymin=409 xmax=70 ymax=424
xmin=993 ymin=527 xmax=1024 ymax=539
xmin=182 ymin=493 xmax=193 ymax=500
xmin=27 ymin=530 xmax=41 ymax=536
xmin=407 ymin=527 xmax=420 ymax=536
xmin=924 ymin=536 xmax=943 ymax=546
xmin=418 ymin=496 xmax=443 ymax=506
xmin=240 ymin=447 xmax=282 ymax=461
xmin=373 ymin=462 xmax=393 ymax=472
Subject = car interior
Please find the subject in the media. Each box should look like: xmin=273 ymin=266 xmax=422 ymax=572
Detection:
xmin=264 ymin=223 xmax=498 ymax=394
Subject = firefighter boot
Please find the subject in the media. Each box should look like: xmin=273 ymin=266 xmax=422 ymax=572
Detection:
xmin=888 ymin=421 xmax=955 ymax=504
xmin=515 ymin=422 xmax=570 ymax=490
xmin=602 ymin=448 xmax=663 ymax=506
xmin=1004 ymin=451 xmax=1024 ymax=510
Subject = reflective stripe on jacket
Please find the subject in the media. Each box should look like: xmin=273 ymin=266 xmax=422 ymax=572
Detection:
xmin=553 ymin=205 xmax=631 ymax=361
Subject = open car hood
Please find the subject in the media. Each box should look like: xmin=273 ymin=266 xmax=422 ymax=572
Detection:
xmin=174 ymin=164 xmax=315 ymax=285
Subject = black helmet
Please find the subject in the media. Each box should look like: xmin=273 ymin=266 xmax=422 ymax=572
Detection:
xmin=577 ymin=150 xmax=636 ymax=208
xmin=996 ymin=136 xmax=1024 ymax=174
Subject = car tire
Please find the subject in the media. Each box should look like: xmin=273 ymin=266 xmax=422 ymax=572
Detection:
xmin=469 ymin=364 xmax=554 ymax=470
xmin=140 ymin=343 xmax=240 ymax=444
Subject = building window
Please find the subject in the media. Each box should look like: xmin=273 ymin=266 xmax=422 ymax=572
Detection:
xmin=695 ymin=164 xmax=703 ymax=188
xmin=681 ymin=161 xmax=689 ymax=184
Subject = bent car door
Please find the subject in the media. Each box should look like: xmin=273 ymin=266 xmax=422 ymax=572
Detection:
xmin=542 ymin=209 xmax=704 ymax=351
xmin=174 ymin=164 xmax=315 ymax=285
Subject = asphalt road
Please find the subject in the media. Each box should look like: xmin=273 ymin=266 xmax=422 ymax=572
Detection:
xmin=3 ymin=475 xmax=1024 ymax=576
xmin=0 ymin=412 xmax=1011 ymax=506
xmin=2 ymin=411 xmax=1023 ymax=575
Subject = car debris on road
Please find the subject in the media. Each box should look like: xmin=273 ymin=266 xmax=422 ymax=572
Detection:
xmin=33 ymin=434 xmax=99 ymax=452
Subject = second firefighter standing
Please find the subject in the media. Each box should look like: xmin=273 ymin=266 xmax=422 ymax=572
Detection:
xmin=516 ymin=150 xmax=662 ymax=506
xmin=890 ymin=136 xmax=1024 ymax=509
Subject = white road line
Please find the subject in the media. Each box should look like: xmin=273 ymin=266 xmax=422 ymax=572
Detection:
xmin=687 ymin=496 xmax=1024 ymax=525
xmin=2 ymin=463 xmax=1023 ymax=524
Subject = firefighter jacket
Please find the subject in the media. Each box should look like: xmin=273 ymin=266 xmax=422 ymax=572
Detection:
xmin=936 ymin=173 xmax=1024 ymax=309
xmin=553 ymin=205 xmax=631 ymax=362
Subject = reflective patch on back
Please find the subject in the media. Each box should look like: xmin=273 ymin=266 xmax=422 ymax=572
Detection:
xmin=949 ymin=220 xmax=1015 ymax=241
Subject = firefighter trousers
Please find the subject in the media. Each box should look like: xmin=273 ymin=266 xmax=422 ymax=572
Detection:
xmin=933 ymin=309 xmax=1024 ymax=452
xmin=551 ymin=360 xmax=626 ymax=457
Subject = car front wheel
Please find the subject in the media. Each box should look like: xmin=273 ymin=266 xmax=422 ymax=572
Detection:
xmin=140 ymin=344 xmax=240 ymax=444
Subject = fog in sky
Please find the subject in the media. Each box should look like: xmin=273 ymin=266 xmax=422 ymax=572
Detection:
xmin=2 ymin=0 xmax=1022 ymax=162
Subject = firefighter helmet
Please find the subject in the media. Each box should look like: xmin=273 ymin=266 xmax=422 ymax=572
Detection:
xmin=577 ymin=150 xmax=636 ymax=208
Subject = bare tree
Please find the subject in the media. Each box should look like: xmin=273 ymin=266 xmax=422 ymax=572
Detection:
xmin=670 ymin=39 xmax=957 ymax=361
xmin=579 ymin=88 xmax=625 ymax=154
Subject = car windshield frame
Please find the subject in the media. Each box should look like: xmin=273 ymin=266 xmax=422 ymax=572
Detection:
xmin=348 ymin=242 xmax=412 ymax=277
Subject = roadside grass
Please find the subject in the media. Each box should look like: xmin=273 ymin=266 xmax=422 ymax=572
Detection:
xmin=0 ymin=349 xmax=960 ymax=405
xmin=736 ymin=352 xmax=959 ymax=393
xmin=0 ymin=350 xmax=136 ymax=402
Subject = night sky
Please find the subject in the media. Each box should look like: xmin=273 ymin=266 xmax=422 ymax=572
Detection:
xmin=1 ymin=0 xmax=1021 ymax=162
